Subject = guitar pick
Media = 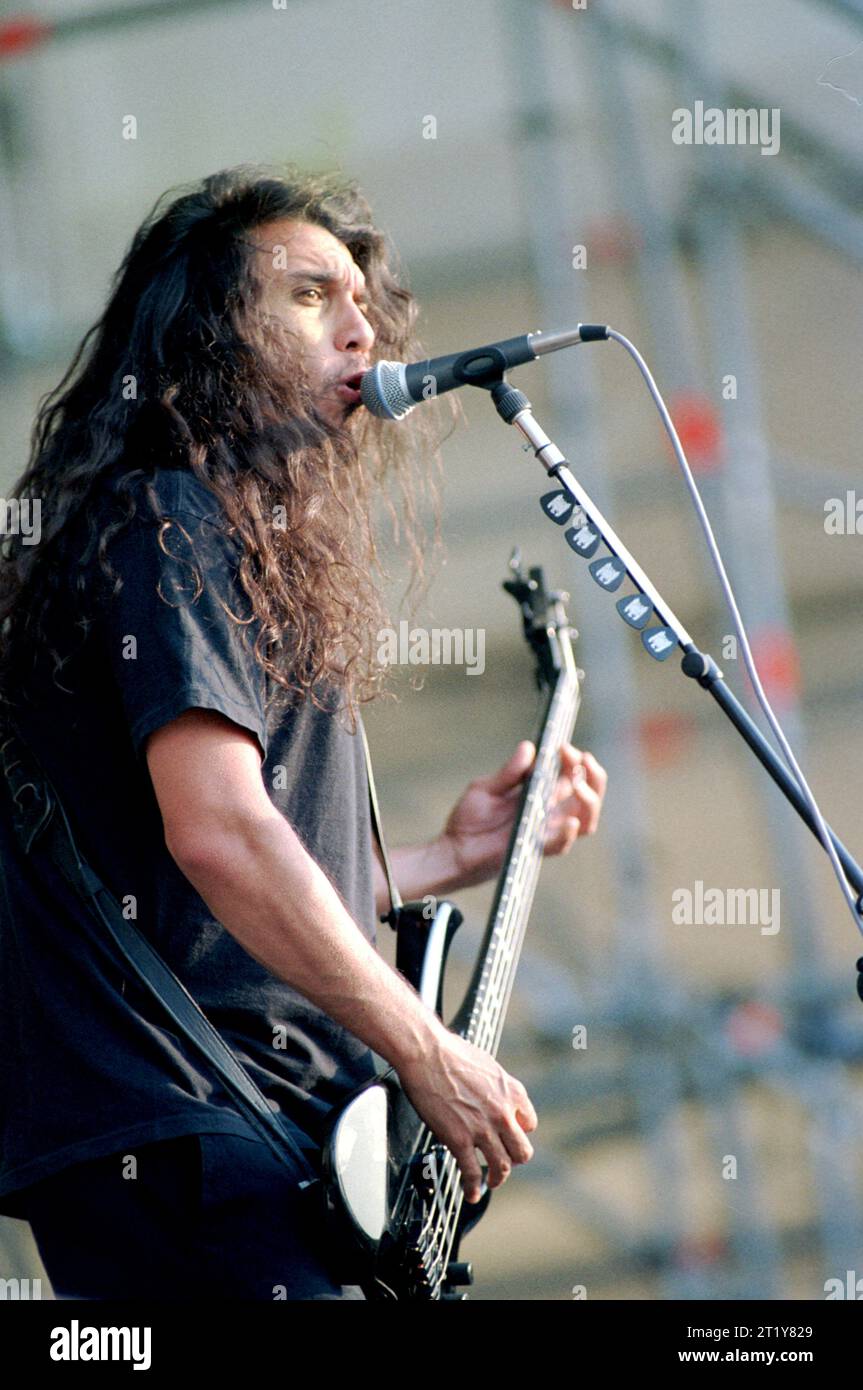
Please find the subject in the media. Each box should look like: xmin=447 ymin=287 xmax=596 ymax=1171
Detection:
xmin=641 ymin=626 xmax=677 ymax=660
xmin=565 ymin=522 xmax=600 ymax=558
xmin=588 ymin=555 xmax=626 ymax=591
xmin=540 ymin=488 xmax=576 ymax=525
xmin=616 ymin=593 xmax=652 ymax=629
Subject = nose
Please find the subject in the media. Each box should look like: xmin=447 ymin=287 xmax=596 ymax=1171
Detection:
xmin=334 ymin=298 xmax=375 ymax=355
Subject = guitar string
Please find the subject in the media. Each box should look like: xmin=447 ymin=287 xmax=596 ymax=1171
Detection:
xmin=413 ymin=767 xmax=555 ymax=1287
xmin=383 ymin=677 xmax=571 ymax=1291
xmin=417 ymin=677 xmax=578 ymax=1286
xmin=413 ymin=671 xmax=580 ymax=1290
xmin=476 ymin=684 xmax=580 ymax=1055
xmin=421 ymin=729 xmax=568 ymax=1288
xmin=474 ymin=634 xmax=581 ymax=1058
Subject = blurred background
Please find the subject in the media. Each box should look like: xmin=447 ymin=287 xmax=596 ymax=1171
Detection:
xmin=1 ymin=0 xmax=863 ymax=1301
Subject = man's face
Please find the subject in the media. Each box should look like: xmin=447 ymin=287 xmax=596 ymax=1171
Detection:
xmin=248 ymin=218 xmax=376 ymax=428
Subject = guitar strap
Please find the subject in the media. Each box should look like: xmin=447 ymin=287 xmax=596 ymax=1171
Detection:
xmin=358 ymin=717 xmax=403 ymax=928
xmin=0 ymin=707 xmax=398 ymax=1179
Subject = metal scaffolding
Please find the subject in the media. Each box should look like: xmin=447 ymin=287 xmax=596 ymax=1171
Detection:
xmin=474 ymin=0 xmax=863 ymax=1300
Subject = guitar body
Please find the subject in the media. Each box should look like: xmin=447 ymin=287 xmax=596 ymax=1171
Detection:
xmin=320 ymin=900 xmax=488 ymax=1300
xmin=320 ymin=555 xmax=582 ymax=1300
xmin=321 ymin=1064 xmax=491 ymax=1300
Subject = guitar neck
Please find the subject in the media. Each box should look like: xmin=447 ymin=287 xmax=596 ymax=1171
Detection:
xmin=361 ymin=564 xmax=583 ymax=1299
xmin=455 ymin=637 xmax=581 ymax=1058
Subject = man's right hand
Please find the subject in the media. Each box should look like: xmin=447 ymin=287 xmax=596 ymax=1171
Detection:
xmin=395 ymin=1026 xmax=537 ymax=1204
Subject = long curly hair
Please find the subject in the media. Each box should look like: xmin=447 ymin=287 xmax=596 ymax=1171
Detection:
xmin=0 ymin=163 xmax=456 ymax=731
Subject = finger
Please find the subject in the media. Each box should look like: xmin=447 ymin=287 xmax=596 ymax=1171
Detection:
xmin=451 ymin=1141 xmax=486 ymax=1204
xmin=502 ymin=777 xmax=528 ymax=801
xmin=570 ymin=782 xmax=602 ymax=834
xmin=559 ymin=743 xmax=583 ymax=765
xmin=515 ymin=1090 xmax=539 ymax=1132
xmin=482 ymin=740 xmax=536 ymax=796
xmin=498 ymin=1113 xmax=535 ymax=1166
xmin=553 ymin=779 xmax=602 ymax=831
xmin=551 ymin=770 xmax=584 ymax=810
xmin=581 ymin=750 xmax=608 ymax=795
xmin=543 ymin=815 xmax=582 ymax=852
xmin=557 ymin=745 xmax=588 ymax=789
xmin=506 ymin=1076 xmax=538 ymax=1135
xmin=560 ymin=747 xmax=607 ymax=801
xmin=475 ymin=1128 xmax=516 ymax=1191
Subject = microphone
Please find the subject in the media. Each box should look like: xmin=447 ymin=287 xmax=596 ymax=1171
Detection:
xmin=360 ymin=324 xmax=609 ymax=420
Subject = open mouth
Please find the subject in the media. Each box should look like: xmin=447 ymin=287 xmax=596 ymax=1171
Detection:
xmin=335 ymin=372 xmax=365 ymax=405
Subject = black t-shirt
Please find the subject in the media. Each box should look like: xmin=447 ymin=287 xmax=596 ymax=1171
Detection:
xmin=0 ymin=467 xmax=381 ymax=1219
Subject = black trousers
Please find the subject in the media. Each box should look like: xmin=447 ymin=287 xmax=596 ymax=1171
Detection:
xmin=26 ymin=1126 xmax=366 ymax=1300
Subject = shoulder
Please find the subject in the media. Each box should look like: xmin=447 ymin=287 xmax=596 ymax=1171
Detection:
xmin=152 ymin=469 xmax=228 ymax=528
xmin=85 ymin=469 xmax=240 ymax=571
xmin=79 ymin=469 xmax=247 ymax=616
xmin=99 ymin=467 xmax=229 ymax=528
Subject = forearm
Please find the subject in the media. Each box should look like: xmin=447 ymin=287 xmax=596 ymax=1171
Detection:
xmin=372 ymin=837 xmax=469 ymax=918
xmin=173 ymin=812 xmax=449 ymax=1071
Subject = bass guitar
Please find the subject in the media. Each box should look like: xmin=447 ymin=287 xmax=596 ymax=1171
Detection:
xmin=319 ymin=551 xmax=582 ymax=1299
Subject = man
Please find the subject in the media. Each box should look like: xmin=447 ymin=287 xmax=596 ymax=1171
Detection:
xmin=0 ymin=164 xmax=607 ymax=1300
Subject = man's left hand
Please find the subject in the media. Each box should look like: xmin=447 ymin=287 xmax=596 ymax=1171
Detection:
xmin=439 ymin=741 xmax=608 ymax=890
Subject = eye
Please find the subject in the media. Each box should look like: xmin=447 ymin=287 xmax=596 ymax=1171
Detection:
xmin=295 ymin=286 xmax=324 ymax=303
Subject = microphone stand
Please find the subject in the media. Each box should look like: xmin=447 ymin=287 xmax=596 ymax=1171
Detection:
xmin=478 ymin=373 xmax=863 ymax=997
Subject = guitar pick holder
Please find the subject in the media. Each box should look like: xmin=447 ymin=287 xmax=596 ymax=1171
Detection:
xmin=465 ymin=365 xmax=863 ymax=1000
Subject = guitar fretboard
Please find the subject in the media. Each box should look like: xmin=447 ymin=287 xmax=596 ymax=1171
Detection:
xmin=415 ymin=609 xmax=581 ymax=1298
xmin=464 ymin=631 xmax=581 ymax=1059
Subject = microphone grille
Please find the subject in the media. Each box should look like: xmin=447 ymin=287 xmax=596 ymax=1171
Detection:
xmin=360 ymin=362 xmax=414 ymax=421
